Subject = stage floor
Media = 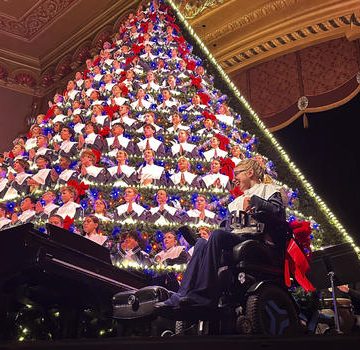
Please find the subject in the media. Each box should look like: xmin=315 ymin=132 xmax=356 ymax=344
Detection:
xmin=1 ymin=334 xmax=360 ymax=350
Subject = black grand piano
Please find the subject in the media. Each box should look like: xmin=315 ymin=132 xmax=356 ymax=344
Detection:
xmin=0 ymin=223 xmax=150 ymax=340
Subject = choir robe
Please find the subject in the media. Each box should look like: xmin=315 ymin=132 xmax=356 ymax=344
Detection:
xmin=0 ymin=217 xmax=11 ymax=230
xmin=0 ymin=178 xmax=9 ymax=198
xmin=94 ymin=114 xmax=110 ymax=128
xmin=59 ymin=140 xmax=78 ymax=158
xmin=215 ymin=113 xmax=234 ymax=126
xmin=106 ymin=135 xmax=135 ymax=155
xmin=170 ymin=142 xmax=199 ymax=158
xmin=82 ymin=165 xmax=109 ymax=184
xmin=115 ymin=246 xmax=152 ymax=266
xmin=114 ymin=202 xmax=149 ymax=223
xmin=200 ymin=173 xmax=231 ymax=190
xmin=154 ymin=245 xmax=190 ymax=265
xmin=185 ymin=208 xmax=220 ymax=226
xmin=57 ymin=169 xmax=79 ymax=185
xmin=84 ymin=233 xmax=108 ymax=246
xmin=202 ymin=147 xmax=228 ymax=162
xmin=37 ymin=203 xmax=59 ymax=220
xmin=56 ymin=201 xmax=83 ymax=220
xmin=34 ymin=147 xmax=57 ymax=162
xmin=111 ymin=115 xmax=137 ymax=128
xmin=169 ymin=171 xmax=202 ymax=188
xmin=136 ymin=137 xmax=165 ymax=157
xmin=15 ymin=209 xmax=37 ymax=224
xmin=10 ymin=172 xmax=32 ymax=195
xmin=107 ymin=164 xmax=137 ymax=186
xmin=137 ymin=163 xmax=167 ymax=186
xmin=130 ymin=98 xmax=151 ymax=111
xmin=166 ymin=124 xmax=189 ymax=134
xmin=84 ymin=133 xmax=104 ymax=152
xmin=149 ymin=205 xmax=182 ymax=225
xmin=30 ymin=168 xmax=53 ymax=188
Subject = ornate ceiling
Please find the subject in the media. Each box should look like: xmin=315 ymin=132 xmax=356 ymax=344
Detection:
xmin=0 ymin=0 xmax=359 ymax=131
xmin=0 ymin=0 xmax=138 ymax=96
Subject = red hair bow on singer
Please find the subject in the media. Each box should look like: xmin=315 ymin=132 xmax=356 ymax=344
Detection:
xmin=63 ymin=216 xmax=74 ymax=230
xmin=202 ymin=110 xmax=216 ymax=122
xmin=220 ymin=157 xmax=235 ymax=180
xmin=67 ymin=180 xmax=89 ymax=199
xmin=214 ymin=133 xmax=230 ymax=151
xmin=190 ymin=75 xmax=202 ymax=89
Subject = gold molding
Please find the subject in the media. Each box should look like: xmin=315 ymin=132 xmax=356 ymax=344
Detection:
xmin=203 ymin=0 xmax=300 ymax=44
xmin=179 ymin=0 xmax=226 ymax=19
xmin=220 ymin=11 xmax=360 ymax=73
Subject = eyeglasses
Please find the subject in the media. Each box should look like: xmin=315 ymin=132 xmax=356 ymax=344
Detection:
xmin=234 ymin=169 xmax=247 ymax=176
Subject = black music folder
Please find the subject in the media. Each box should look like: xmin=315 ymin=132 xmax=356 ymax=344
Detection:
xmin=46 ymin=223 xmax=112 ymax=265
xmin=308 ymin=242 xmax=360 ymax=290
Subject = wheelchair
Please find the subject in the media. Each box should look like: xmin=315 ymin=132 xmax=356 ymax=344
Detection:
xmin=112 ymin=211 xmax=317 ymax=337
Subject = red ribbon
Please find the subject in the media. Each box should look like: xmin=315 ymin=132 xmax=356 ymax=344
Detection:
xmin=63 ymin=216 xmax=74 ymax=230
xmin=284 ymin=238 xmax=315 ymax=292
xmin=67 ymin=180 xmax=89 ymax=198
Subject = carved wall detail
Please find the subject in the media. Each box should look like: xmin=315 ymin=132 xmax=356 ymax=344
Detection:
xmin=203 ymin=0 xmax=299 ymax=43
xmin=0 ymin=0 xmax=79 ymax=41
xmin=173 ymin=0 xmax=226 ymax=19
xmin=221 ymin=12 xmax=360 ymax=72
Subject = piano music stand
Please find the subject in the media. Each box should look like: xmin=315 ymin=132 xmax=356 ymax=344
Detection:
xmin=308 ymin=242 xmax=360 ymax=334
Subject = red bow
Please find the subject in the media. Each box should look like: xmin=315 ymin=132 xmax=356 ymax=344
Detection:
xmin=202 ymin=110 xmax=216 ymax=122
xmin=63 ymin=216 xmax=74 ymax=230
xmin=67 ymin=180 xmax=89 ymax=198
xmin=197 ymin=92 xmax=211 ymax=106
xmin=119 ymin=83 xmax=129 ymax=97
xmin=214 ymin=133 xmax=230 ymax=151
xmin=99 ymin=126 xmax=110 ymax=138
xmin=185 ymin=59 xmax=196 ymax=71
xmin=131 ymin=44 xmax=144 ymax=55
xmin=44 ymin=105 xmax=56 ymax=122
xmin=220 ymin=157 xmax=235 ymax=180
xmin=290 ymin=220 xmax=312 ymax=259
xmin=284 ymin=238 xmax=315 ymax=292
xmin=190 ymin=75 xmax=202 ymax=89
xmin=103 ymin=105 xmax=118 ymax=120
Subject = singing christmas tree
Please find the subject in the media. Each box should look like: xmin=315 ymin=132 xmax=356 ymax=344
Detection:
xmin=0 ymin=0 xmax=356 ymax=268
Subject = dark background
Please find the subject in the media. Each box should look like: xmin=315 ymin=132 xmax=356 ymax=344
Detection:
xmin=274 ymin=93 xmax=360 ymax=247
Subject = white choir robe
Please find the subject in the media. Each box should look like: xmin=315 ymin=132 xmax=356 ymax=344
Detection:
xmin=85 ymin=233 xmax=108 ymax=245
xmin=130 ymin=99 xmax=151 ymax=110
xmin=170 ymin=171 xmax=198 ymax=187
xmin=215 ymin=113 xmax=234 ymax=126
xmin=201 ymin=173 xmax=230 ymax=189
xmin=203 ymin=147 xmax=228 ymax=162
xmin=137 ymin=137 xmax=163 ymax=153
xmin=138 ymin=164 xmax=165 ymax=185
xmin=56 ymin=201 xmax=82 ymax=219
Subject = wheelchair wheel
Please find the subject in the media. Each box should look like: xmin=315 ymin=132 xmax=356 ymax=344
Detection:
xmin=245 ymin=284 xmax=300 ymax=335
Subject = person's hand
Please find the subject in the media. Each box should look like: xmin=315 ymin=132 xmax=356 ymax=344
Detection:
xmin=81 ymin=165 xmax=87 ymax=176
xmin=8 ymin=172 xmax=15 ymax=182
xmin=27 ymin=178 xmax=38 ymax=186
xmin=35 ymin=201 xmax=44 ymax=213
xmin=11 ymin=213 xmax=18 ymax=225
xmin=242 ymin=197 xmax=252 ymax=211
xmin=28 ymin=149 xmax=35 ymax=160
xmin=53 ymin=142 xmax=60 ymax=151
xmin=337 ymin=284 xmax=350 ymax=293
xmin=78 ymin=135 xmax=85 ymax=148
xmin=50 ymin=168 xmax=59 ymax=181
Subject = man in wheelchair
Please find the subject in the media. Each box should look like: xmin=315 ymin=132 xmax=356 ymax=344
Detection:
xmin=154 ymin=158 xmax=289 ymax=310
